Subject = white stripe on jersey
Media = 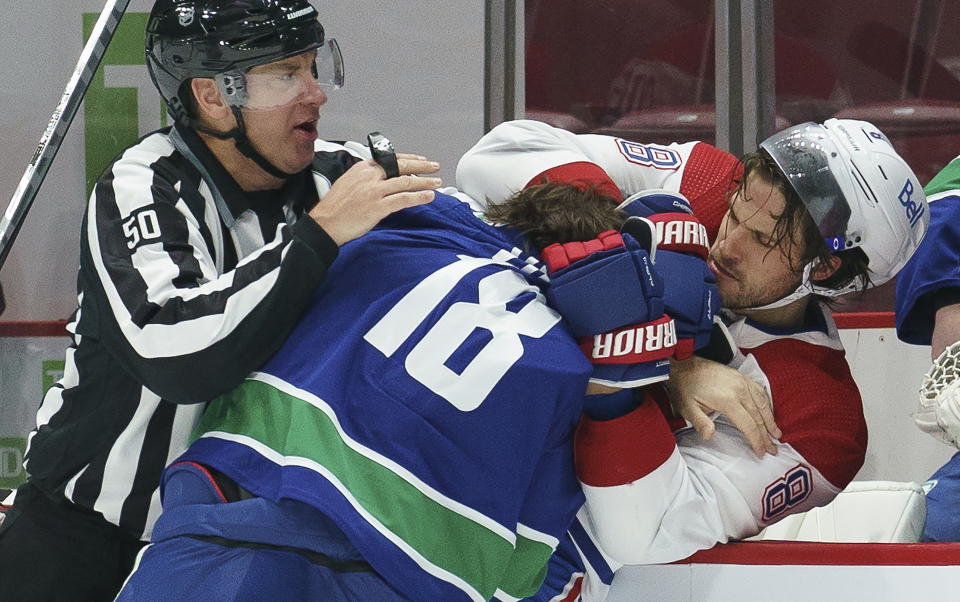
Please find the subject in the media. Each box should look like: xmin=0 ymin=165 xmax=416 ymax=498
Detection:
xmin=93 ymin=389 xmax=162 ymax=527
xmin=174 ymin=196 xmax=219 ymax=283
xmin=517 ymin=522 xmax=561 ymax=551
xmin=88 ymin=181 xmax=289 ymax=358
xmin=143 ymin=402 xmax=205 ymax=539
xmin=25 ymin=126 xmax=358 ymax=539
xmin=63 ymin=466 xmax=86 ymax=501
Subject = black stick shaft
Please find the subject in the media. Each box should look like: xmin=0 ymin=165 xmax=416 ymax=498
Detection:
xmin=0 ymin=0 xmax=132 ymax=270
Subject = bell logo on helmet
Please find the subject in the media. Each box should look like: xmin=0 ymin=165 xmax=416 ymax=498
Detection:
xmin=178 ymin=6 xmax=195 ymax=27
xmin=899 ymin=179 xmax=925 ymax=228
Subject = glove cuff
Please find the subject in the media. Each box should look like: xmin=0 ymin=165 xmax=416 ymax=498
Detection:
xmin=542 ymin=230 xmax=623 ymax=272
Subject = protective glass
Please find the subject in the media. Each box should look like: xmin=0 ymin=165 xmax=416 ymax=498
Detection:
xmin=215 ymin=38 xmax=344 ymax=111
xmin=760 ymin=122 xmax=855 ymax=252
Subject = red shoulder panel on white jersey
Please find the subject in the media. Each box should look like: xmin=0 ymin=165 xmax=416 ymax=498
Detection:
xmin=743 ymin=338 xmax=866 ymax=489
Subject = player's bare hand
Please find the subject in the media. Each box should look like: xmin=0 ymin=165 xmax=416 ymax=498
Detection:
xmin=667 ymin=355 xmax=781 ymax=458
xmin=310 ymin=158 xmax=441 ymax=245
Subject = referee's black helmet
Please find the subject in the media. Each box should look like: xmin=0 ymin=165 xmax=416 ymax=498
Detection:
xmin=145 ymin=0 xmax=326 ymax=124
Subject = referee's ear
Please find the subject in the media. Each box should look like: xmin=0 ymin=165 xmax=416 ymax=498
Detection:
xmin=191 ymin=78 xmax=233 ymax=127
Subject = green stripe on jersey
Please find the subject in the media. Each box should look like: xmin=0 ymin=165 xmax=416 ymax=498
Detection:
xmin=193 ymin=378 xmax=550 ymax=599
xmin=497 ymin=534 xmax=554 ymax=598
xmin=925 ymin=155 xmax=960 ymax=197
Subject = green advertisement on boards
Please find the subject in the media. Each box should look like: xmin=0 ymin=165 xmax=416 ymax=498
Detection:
xmin=83 ymin=12 xmax=166 ymax=196
xmin=42 ymin=359 xmax=66 ymax=393
xmin=0 ymin=438 xmax=26 ymax=489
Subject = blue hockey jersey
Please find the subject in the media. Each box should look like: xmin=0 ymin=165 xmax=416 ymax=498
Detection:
xmin=896 ymin=156 xmax=960 ymax=344
xmin=174 ymin=192 xmax=591 ymax=601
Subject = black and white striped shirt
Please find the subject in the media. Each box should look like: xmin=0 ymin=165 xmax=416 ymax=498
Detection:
xmin=24 ymin=123 xmax=362 ymax=539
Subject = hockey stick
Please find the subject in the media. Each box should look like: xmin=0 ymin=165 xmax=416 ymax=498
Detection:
xmin=0 ymin=0 xmax=132 ymax=270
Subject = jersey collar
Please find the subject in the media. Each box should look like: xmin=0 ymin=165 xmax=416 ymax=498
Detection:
xmin=173 ymin=123 xmax=314 ymax=225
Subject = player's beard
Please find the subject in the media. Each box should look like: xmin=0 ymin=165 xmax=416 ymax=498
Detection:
xmin=719 ymin=273 xmax=805 ymax=312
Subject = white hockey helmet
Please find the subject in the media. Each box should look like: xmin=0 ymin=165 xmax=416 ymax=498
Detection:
xmin=760 ymin=118 xmax=929 ymax=296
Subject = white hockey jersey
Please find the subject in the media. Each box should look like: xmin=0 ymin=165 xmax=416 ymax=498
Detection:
xmin=456 ymin=120 xmax=867 ymax=601
xmin=527 ymin=306 xmax=867 ymax=601
xmin=456 ymin=118 xmax=742 ymax=242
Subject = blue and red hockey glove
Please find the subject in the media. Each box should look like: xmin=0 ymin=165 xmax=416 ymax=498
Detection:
xmin=618 ymin=190 xmax=719 ymax=359
xmin=542 ymin=222 xmax=677 ymax=392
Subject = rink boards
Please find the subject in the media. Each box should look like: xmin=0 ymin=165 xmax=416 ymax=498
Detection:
xmin=3 ymin=321 xmax=960 ymax=600
xmin=609 ymin=541 xmax=960 ymax=600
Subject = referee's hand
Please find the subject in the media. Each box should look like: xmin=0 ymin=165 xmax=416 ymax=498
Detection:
xmin=310 ymin=154 xmax=441 ymax=246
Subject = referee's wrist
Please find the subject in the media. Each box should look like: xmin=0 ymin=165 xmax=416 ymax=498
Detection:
xmin=293 ymin=215 xmax=339 ymax=265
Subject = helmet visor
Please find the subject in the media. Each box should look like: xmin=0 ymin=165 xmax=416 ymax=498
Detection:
xmin=760 ymin=123 xmax=854 ymax=252
xmin=215 ymin=39 xmax=344 ymax=111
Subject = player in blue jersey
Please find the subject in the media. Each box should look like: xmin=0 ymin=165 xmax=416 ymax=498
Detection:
xmin=896 ymin=154 xmax=960 ymax=357
xmin=115 ymin=180 xmax=683 ymax=601
xmin=895 ymin=154 xmax=960 ymax=542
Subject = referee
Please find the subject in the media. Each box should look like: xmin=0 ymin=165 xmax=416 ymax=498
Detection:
xmin=0 ymin=1 xmax=439 ymax=600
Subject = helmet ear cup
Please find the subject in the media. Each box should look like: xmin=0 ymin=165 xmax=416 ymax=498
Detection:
xmin=146 ymin=0 xmax=326 ymax=124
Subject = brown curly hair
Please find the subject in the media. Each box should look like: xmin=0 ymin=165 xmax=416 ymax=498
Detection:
xmin=482 ymin=182 xmax=626 ymax=251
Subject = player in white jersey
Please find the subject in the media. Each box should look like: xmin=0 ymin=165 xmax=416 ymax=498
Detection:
xmin=457 ymin=118 xmax=929 ymax=600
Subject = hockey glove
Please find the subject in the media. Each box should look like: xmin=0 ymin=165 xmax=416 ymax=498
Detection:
xmin=619 ymin=190 xmax=719 ymax=359
xmin=543 ymin=225 xmax=676 ymax=388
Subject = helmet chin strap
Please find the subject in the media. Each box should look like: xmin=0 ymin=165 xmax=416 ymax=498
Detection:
xmin=192 ymin=108 xmax=298 ymax=180
xmin=741 ymin=261 xmax=817 ymax=311
xmin=740 ymin=256 xmax=863 ymax=311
